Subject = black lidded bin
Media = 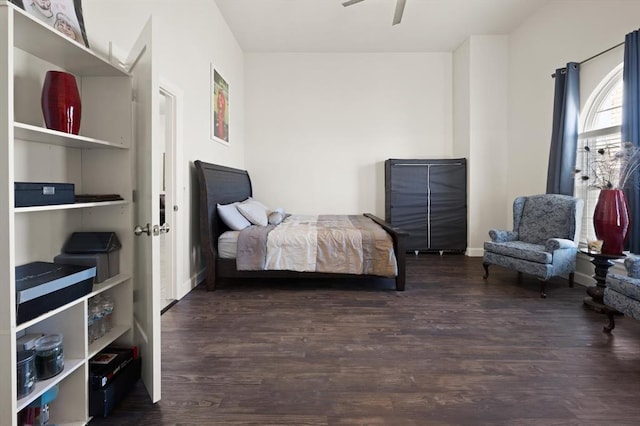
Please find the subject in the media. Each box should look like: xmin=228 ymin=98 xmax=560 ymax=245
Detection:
xmin=14 ymin=182 xmax=74 ymax=207
xmin=54 ymin=232 xmax=121 ymax=283
xmin=15 ymin=262 xmax=96 ymax=325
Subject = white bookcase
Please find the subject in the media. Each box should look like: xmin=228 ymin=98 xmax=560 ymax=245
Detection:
xmin=0 ymin=2 xmax=136 ymax=424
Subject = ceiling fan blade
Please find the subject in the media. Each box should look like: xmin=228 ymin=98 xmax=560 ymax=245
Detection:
xmin=342 ymin=0 xmax=366 ymax=7
xmin=392 ymin=0 xmax=406 ymax=25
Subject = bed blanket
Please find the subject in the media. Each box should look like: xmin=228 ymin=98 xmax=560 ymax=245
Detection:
xmin=236 ymin=214 xmax=397 ymax=277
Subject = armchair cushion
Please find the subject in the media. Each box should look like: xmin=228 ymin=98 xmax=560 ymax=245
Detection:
xmin=606 ymin=273 xmax=640 ymax=302
xmin=483 ymin=241 xmax=551 ymax=264
xmin=604 ymin=271 xmax=640 ymax=325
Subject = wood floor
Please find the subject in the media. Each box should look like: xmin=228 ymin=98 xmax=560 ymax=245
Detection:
xmin=89 ymin=255 xmax=640 ymax=425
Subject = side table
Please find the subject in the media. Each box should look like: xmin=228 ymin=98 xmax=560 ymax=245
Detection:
xmin=579 ymin=250 xmax=625 ymax=312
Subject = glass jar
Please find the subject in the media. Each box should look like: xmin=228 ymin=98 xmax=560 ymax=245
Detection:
xmin=101 ymin=294 xmax=114 ymax=333
xmin=90 ymin=303 xmax=104 ymax=342
xmin=87 ymin=309 xmax=95 ymax=343
xmin=34 ymin=334 xmax=64 ymax=380
xmin=16 ymin=350 xmax=36 ymax=398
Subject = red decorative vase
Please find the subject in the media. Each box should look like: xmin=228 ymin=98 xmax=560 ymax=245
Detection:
xmin=41 ymin=71 xmax=81 ymax=134
xmin=593 ymin=189 xmax=630 ymax=255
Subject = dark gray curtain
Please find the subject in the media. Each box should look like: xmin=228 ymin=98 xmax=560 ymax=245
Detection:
xmin=546 ymin=62 xmax=580 ymax=196
xmin=623 ymin=30 xmax=640 ymax=253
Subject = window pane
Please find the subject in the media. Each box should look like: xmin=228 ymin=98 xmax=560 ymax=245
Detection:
xmin=577 ymin=64 xmax=623 ymax=246
xmin=592 ymin=79 xmax=623 ymax=128
xmin=591 ymin=105 xmax=622 ymax=129
xmin=586 ymin=74 xmax=623 ymax=129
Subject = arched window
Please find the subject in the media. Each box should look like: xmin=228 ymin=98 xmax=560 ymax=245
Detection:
xmin=575 ymin=64 xmax=623 ymax=243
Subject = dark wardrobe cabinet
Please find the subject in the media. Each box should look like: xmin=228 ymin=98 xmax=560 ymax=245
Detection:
xmin=385 ymin=159 xmax=467 ymax=253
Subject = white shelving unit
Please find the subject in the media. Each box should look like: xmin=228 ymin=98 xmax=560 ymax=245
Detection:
xmin=0 ymin=2 xmax=136 ymax=424
xmin=14 ymin=122 xmax=128 ymax=149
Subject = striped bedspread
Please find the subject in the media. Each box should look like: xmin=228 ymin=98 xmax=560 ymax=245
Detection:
xmin=236 ymin=214 xmax=397 ymax=277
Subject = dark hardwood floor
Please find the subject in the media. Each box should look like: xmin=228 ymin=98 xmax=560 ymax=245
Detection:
xmin=89 ymin=255 xmax=640 ymax=425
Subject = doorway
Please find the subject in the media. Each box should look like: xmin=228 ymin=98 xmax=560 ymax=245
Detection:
xmin=158 ymin=82 xmax=180 ymax=312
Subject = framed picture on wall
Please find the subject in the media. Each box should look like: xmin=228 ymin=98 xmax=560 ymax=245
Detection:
xmin=11 ymin=0 xmax=90 ymax=48
xmin=211 ymin=64 xmax=230 ymax=145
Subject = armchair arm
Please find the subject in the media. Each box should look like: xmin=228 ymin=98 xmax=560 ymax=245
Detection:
xmin=489 ymin=229 xmax=518 ymax=243
xmin=545 ymin=238 xmax=577 ymax=252
xmin=624 ymin=255 xmax=640 ymax=278
xmin=607 ymin=272 xmax=640 ymax=286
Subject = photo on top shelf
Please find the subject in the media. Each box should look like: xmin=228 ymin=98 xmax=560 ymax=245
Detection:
xmin=10 ymin=0 xmax=90 ymax=48
xmin=210 ymin=63 xmax=230 ymax=146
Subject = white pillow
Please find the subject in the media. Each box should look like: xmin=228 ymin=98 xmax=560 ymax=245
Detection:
xmin=237 ymin=198 xmax=270 ymax=226
xmin=217 ymin=202 xmax=251 ymax=230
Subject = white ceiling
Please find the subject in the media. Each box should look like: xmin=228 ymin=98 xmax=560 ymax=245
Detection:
xmin=214 ymin=0 xmax=552 ymax=53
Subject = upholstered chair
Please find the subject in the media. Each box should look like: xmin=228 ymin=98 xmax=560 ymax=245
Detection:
xmin=603 ymin=256 xmax=640 ymax=332
xmin=482 ymin=194 xmax=584 ymax=298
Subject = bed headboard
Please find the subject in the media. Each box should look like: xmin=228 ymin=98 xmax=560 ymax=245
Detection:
xmin=195 ymin=160 xmax=253 ymax=262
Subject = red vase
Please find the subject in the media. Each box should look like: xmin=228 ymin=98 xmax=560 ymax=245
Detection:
xmin=41 ymin=71 xmax=81 ymax=134
xmin=593 ymin=189 xmax=630 ymax=255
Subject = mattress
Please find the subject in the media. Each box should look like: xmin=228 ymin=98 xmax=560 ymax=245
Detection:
xmin=218 ymin=231 xmax=239 ymax=259
xmin=218 ymin=215 xmax=397 ymax=278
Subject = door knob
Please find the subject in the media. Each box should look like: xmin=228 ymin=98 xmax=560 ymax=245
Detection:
xmin=134 ymin=223 xmax=151 ymax=236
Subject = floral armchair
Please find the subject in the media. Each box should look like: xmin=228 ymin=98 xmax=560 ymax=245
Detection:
xmin=603 ymin=256 xmax=640 ymax=332
xmin=482 ymin=194 xmax=584 ymax=298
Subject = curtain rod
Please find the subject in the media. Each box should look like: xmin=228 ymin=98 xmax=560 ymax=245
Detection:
xmin=551 ymin=41 xmax=625 ymax=78
xmin=581 ymin=41 xmax=625 ymax=65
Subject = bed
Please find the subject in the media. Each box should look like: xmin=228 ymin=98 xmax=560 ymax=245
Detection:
xmin=195 ymin=160 xmax=407 ymax=291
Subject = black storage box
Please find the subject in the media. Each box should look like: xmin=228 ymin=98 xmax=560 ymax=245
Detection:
xmin=15 ymin=182 xmax=75 ymax=207
xmin=54 ymin=232 xmax=121 ymax=283
xmin=89 ymin=345 xmax=138 ymax=389
xmin=54 ymin=253 xmax=117 ymax=283
xmin=16 ymin=262 xmax=96 ymax=325
xmin=89 ymin=357 xmax=141 ymax=417
xmin=62 ymin=232 xmax=121 ymax=254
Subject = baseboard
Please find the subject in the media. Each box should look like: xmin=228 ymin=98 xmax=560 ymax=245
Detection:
xmin=177 ymin=267 xmax=206 ymax=299
xmin=573 ymin=270 xmax=592 ymax=287
xmin=195 ymin=267 xmax=207 ymax=286
xmin=466 ymin=248 xmax=484 ymax=257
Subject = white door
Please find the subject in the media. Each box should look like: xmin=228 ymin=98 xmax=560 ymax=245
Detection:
xmin=127 ymin=17 xmax=162 ymax=403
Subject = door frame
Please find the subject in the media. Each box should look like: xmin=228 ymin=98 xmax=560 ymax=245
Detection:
xmin=158 ymin=78 xmax=183 ymax=305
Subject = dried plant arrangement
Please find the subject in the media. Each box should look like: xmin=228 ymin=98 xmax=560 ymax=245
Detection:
xmin=577 ymin=141 xmax=640 ymax=190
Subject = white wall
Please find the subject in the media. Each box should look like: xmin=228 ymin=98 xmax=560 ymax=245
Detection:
xmin=454 ymin=36 xmax=509 ymax=256
xmin=244 ymin=53 xmax=452 ymax=217
xmin=453 ymin=40 xmax=470 ymax=160
xmin=82 ymin=0 xmax=245 ymax=297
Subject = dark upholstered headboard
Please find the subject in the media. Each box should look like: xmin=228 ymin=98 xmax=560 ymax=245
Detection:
xmin=194 ymin=161 xmax=252 ymax=261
